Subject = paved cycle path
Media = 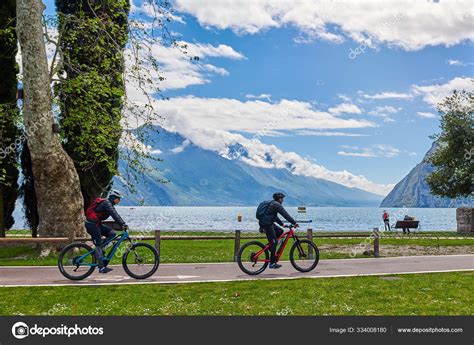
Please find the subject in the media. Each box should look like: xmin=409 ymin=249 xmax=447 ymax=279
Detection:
xmin=0 ymin=254 xmax=472 ymax=287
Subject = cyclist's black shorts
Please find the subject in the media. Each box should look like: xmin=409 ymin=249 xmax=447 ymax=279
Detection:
xmin=85 ymin=221 xmax=115 ymax=247
xmin=262 ymin=224 xmax=283 ymax=245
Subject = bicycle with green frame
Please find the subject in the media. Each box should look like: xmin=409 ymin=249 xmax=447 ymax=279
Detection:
xmin=58 ymin=227 xmax=159 ymax=280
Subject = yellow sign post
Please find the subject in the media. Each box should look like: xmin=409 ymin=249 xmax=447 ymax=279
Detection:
xmin=297 ymin=206 xmax=306 ymax=214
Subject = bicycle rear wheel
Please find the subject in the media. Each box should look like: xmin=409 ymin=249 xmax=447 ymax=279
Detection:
xmin=122 ymin=243 xmax=160 ymax=279
xmin=58 ymin=243 xmax=96 ymax=280
xmin=289 ymin=239 xmax=319 ymax=272
xmin=237 ymin=241 xmax=269 ymax=275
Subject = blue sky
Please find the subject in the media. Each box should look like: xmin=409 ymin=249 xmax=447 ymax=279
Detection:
xmin=44 ymin=0 xmax=474 ymax=195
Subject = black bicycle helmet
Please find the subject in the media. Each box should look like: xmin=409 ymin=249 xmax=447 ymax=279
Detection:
xmin=273 ymin=192 xmax=286 ymax=200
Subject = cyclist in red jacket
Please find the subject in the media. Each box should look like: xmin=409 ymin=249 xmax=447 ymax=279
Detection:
xmin=85 ymin=189 xmax=128 ymax=274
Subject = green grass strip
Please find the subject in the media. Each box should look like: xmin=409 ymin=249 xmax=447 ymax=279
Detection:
xmin=0 ymin=272 xmax=472 ymax=316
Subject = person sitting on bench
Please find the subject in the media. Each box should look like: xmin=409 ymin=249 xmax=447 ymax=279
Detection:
xmin=402 ymin=215 xmax=413 ymax=234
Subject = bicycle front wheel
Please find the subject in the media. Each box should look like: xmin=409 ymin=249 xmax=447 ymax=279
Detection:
xmin=58 ymin=243 xmax=96 ymax=280
xmin=237 ymin=241 xmax=269 ymax=275
xmin=122 ymin=243 xmax=160 ymax=279
xmin=289 ymin=239 xmax=319 ymax=272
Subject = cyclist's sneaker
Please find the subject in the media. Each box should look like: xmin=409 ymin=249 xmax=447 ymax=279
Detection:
xmin=99 ymin=267 xmax=113 ymax=274
xmin=269 ymin=263 xmax=282 ymax=269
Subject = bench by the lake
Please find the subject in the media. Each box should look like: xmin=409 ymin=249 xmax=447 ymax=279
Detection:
xmin=394 ymin=220 xmax=420 ymax=233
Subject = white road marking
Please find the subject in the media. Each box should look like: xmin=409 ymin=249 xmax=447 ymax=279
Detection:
xmin=157 ymin=275 xmax=200 ymax=279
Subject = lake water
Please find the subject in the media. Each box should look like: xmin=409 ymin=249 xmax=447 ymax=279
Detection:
xmin=12 ymin=206 xmax=456 ymax=232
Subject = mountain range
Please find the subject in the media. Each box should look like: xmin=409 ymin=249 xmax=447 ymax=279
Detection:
xmin=114 ymin=126 xmax=383 ymax=206
xmin=380 ymin=142 xmax=470 ymax=208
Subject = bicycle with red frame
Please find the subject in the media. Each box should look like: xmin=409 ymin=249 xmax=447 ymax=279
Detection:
xmin=237 ymin=223 xmax=319 ymax=275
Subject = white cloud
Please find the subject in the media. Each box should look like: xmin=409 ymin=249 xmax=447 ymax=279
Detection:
xmin=338 ymin=144 xmax=400 ymax=158
xmin=338 ymin=151 xmax=376 ymax=158
xmin=368 ymin=106 xmax=401 ymax=115
xmin=367 ymin=105 xmax=401 ymax=122
xmin=202 ymin=64 xmax=229 ymax=76
xmin=356 ymin=77 xmax=473 ymax=112
xmin=157 ymin=96 xmax=375 ymax=133
xmin=150 ymin=149 xmax=162 ymax=155
xmin=245 ymin=93 xmax=272 ymax=101
xmin=174 ymin=0 xmax=474 ymax=50
xmin=412 ymin=77 xmax=474 ymax=107
xmin=447 ymin=59 xmax=474 ymax=67
xmin=362 ymin=91 xmax=413 ymax=100
xmin=131 ymin=0 xmax=185 ymax=23
xmin=170 ymin=139 xmax=191 ymax=153
xmin=416 ymin=111 xmax=437 ymax=119
xmin=182 ymin=41 xmax=245 ymax=60
xmin=257 ymin=130 xmax=287 ymax=137
xmin=448 ymin=59 xmax=462 ymax=66
xmin=125 ymin=40 xmax=245 ymax=96
xmin=365 ymin=106 xmax=401 ymax=123
xmin=328 ymin=103 xmax=362 ymax=116
xmin=294 ymin=30 xmax=345 ymax=44
xmin=373 ymin=144 xmax=401 ymax=157
xmin=337 ymin=94 xmax=352 ymax=102
xmin=295 ymin=130 xmax=368 ymax=137
xmin=123 ymin=40 xmax=245 ymax=114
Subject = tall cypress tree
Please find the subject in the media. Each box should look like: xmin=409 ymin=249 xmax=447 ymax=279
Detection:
xmin=55 ymin=0 xmax=130 ymax=208
xmin=0 ymin=0 xmax=19 ymax=236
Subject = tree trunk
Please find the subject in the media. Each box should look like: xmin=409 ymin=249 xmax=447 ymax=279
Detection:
xmin=16 ymin=0 xmax=85 ymax=238
xmin=20 ymin=142 xmax=39 ymax=237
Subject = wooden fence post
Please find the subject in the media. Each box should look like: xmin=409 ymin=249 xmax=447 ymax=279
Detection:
xmin=374 ymin=233 xmax=380 ymax=258
xmin=307 ymin=228 xmax=313 ymax=241
xmin=307 ymin=228 xmax=314 ymax=259
xmin=234 ymin=230 xmax=241 ymax=262
xmin=155 ymin=230 xmax=161 ymax=253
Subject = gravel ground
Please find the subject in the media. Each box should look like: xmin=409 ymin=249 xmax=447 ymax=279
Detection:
xmin=321 ymin=244 xmax=474 ymax=257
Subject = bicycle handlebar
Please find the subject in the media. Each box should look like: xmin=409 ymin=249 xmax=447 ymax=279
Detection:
xmin=278 ymin=223 xmax=299 ymax=229
xmin=273 ymin=222 xmax=306 ymax=231
xmin=118 ymin=225 xmax=129 ymax=232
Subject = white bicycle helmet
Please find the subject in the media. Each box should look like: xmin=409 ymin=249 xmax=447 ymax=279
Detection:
xmin=109 ymin=189 xmax=123 ymax=199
